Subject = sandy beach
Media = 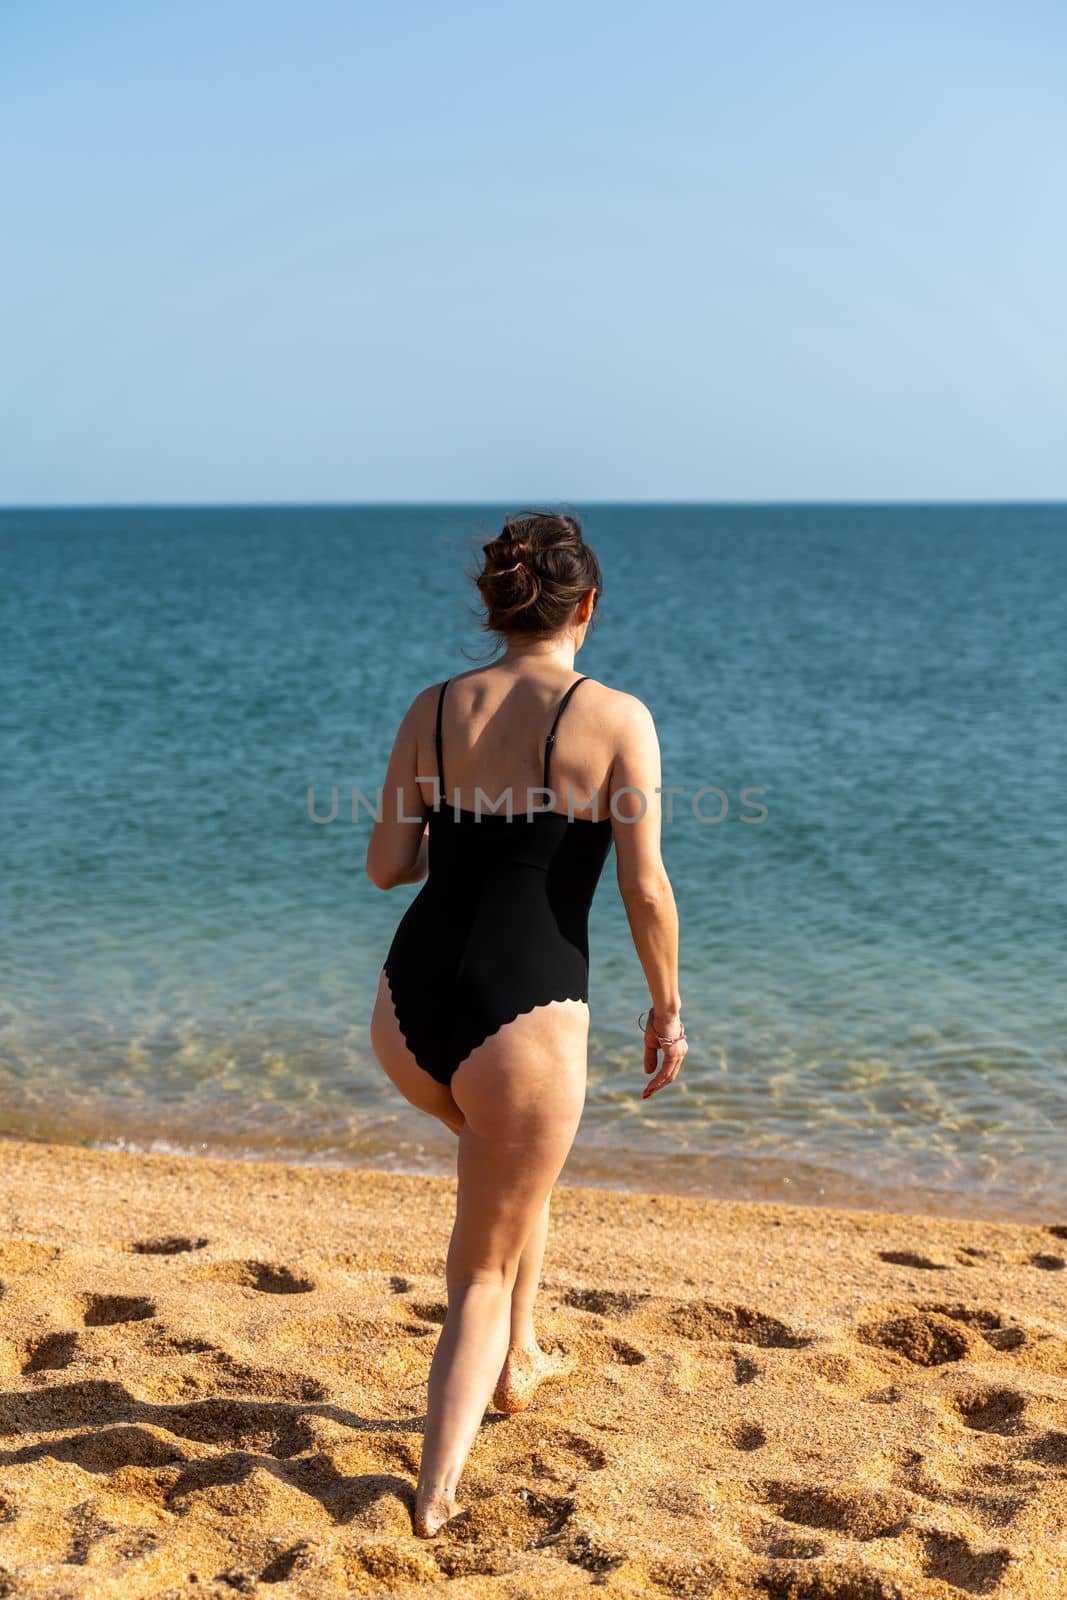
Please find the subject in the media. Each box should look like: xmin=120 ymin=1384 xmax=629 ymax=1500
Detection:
xmin=0 ymin=1137 xmax=1064 ymax=1598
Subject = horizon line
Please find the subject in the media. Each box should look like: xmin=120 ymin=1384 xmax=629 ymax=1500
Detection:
xmin=2 ymin=496 xmax=1066 ymax=512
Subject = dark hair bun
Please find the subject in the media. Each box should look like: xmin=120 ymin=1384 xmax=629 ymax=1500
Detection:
xmin=475 ymin=511 xmax=602 ymax=637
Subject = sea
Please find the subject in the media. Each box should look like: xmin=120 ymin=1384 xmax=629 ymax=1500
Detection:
xmin=1 ymin=504 xmax=1064 ymax=1221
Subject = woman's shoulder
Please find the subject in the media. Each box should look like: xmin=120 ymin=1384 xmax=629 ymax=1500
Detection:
xmin=401 ymin=667 xmax=489 ymax=724
xmin=405 ymin=667 xmax=482 ymax=713
xmin=391 ymin=677 xmax=450 ymax=737
xmin=401 ymin=671 xmax=654 ymax=735
xmin=575 ymin=677 xmax=656 ymax=730
xmin=406 ymin=679 xmax=446 ymax=706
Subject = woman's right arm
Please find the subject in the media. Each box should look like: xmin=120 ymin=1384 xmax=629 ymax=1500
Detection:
xmin=365 ymin=688 xmax=433 ymax=890
xmin=608 ymin=696 xmax=688 ymax=1098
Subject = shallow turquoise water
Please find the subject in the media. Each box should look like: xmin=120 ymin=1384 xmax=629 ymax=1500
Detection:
xmin=1 ymin=504 xmax=1064 ymax=1218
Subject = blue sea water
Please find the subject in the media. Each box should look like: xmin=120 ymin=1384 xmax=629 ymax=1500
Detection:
xmin=1 ymin=504 xmax=1065 ymax=1219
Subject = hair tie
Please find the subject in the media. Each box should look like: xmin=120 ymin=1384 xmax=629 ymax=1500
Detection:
xmin=497 ymin=561 xmax=523 ymax=573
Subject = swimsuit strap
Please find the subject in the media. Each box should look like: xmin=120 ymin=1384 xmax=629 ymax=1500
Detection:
xmin=543 ymin=676 xmax=589 ymax=791
xmin=435 ymin=679 xmax=450 ymax=801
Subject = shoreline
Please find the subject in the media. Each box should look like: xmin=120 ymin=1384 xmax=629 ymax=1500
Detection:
xmin=0 ymin=1136 xmax=1065 ymax=1596
xmin=1 ymin=1124 xmax=1059 ymax=1230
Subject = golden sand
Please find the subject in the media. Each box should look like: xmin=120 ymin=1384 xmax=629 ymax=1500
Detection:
xmin=0 ymin=1136 xmax=1064 ymax=1598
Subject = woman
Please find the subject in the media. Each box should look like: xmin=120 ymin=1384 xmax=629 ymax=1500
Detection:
xmin=366 ymin=511 xmax=687 ymax=1537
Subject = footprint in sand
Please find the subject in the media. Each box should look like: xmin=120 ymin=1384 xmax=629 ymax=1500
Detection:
xmin=562 ymin=1287 xmax=650 ymax=1316
xmin=213 ymin=1566 xmax=260 ymax=1592
xmin=1027 ymin=1252 xmax=1065 ymax=1271
xmin=951 ymin=1385 xmax=1029 ymax=1435
xmin=145 ymin=1328 xmax=327 ymax=1402
xmin=728 ymin=1420 xmax=766 ymax=1451
xmin=408 ymin=1300 xmax=448 ymax=1324
xmin=857 ymin=1312 xmax=979 ymax=1363
xmin=129 ymin=1235 xmax=209 ymax=1254
xmin=606 ymin=1337 xmax=647 ymax=1365
xmin=364 ymin=1433 xmax=421 ymax=1476
xmin=920 ymin=1530 xmax=1011 ymax=1594
xmin=666 ymin=1301 xmax=810 ymax=1349
xmin=82 ymin=1294 xmax=156 ymax=1326
xmin=756 ymin=1480 xmax=911 ymax=1542
xmin=878 ymin=1249 xmax=950 ymax=1271
xmin=915 ymin=1300 xmax=1028 ymax=1352
xmin=428 ymin=1482 xmax=623 ymax=1579
xmin=510 ymin=1423 xmax=608 ymax=1480
xmin=955 ymin=1246 xmax=988 ymax=1266
xmin=433 ymin=1488 xmax=575 ymax=1577
xmin=259 ymin=1542 xmax=311 ymax=1583
xmin=21 ymin=1331 xmax=78 ymax=1373
xmin=757 ymin=1561 xmax=913 ymax=1599
xmin=158 ymin=1397 xmax=316 ymax=1459
xmin=526 ymin=1500 xmax=623 ymax=1575
xmin=157 ymin=1334 xmax=217 ymax=1354
xmin=194 ymin=1260 xmax=314 ymax=1294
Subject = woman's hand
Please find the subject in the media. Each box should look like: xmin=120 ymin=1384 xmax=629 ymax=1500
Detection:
xmin=641 ymin=1008 xmax=688 ymax=1099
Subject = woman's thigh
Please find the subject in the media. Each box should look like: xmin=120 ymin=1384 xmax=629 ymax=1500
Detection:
xmin=447 ymin=1000 xmax=589 ymax=1276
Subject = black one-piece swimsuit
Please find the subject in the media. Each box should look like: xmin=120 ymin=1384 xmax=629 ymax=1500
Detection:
xmin=382 ymin=676 xmax=614 ymax=1086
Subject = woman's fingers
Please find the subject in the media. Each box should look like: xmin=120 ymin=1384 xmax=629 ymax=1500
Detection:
xmin=642 ymin=1065 xmax=673 ymax=1098
xmin=641 ymin=1040 xmax=688 ymax=1099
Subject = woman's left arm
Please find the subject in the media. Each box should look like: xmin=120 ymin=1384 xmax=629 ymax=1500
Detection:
xmin=365 ymin=690 xmax=432 ymax=890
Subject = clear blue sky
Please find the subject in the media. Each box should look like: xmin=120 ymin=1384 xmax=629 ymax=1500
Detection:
xmin=2 ymin=1 xmax=1064 ymax=503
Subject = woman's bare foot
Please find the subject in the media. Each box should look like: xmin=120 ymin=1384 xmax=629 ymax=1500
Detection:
xmin=413 ymin=1490 xmax=460 ymax=1538
xmin=491 ymin=1343 xmax=565 ymax=1414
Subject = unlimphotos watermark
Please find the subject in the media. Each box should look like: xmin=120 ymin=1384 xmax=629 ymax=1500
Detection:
xmin=307 ymin=783 xmax=768 ymax=826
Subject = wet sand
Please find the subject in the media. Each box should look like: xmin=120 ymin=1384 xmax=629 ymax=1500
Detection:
xmin=0 ymin=1135 xmax=1064 ymax=1598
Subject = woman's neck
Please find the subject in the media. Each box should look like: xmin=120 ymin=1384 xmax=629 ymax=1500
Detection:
xmin=500 ymin=634 xmax=579 ymax=671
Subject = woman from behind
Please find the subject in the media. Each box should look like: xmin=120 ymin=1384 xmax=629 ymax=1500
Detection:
xmin=367 ymin=511 xmax=687 ymax=1536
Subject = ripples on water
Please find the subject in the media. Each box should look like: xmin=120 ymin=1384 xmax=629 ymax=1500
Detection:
xmin=1 ymin=504 xmax=1065 ymax=1220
